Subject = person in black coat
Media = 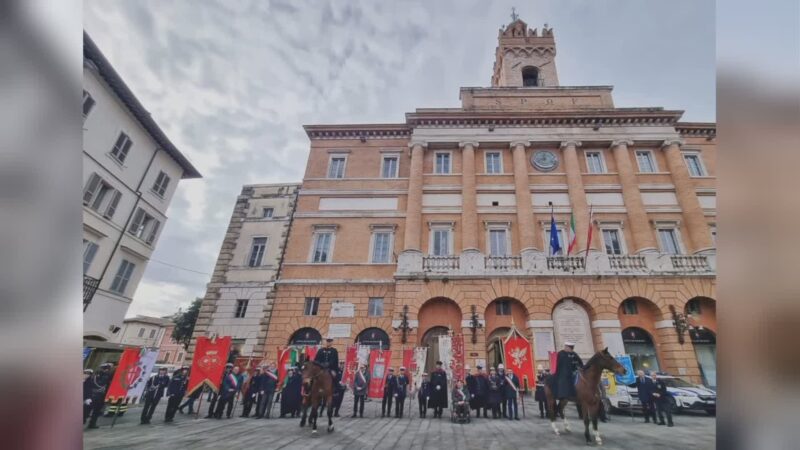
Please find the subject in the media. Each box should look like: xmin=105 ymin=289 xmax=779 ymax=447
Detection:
xmin=351 ymin=364 xmax=369 ymax=418
xmin=82 ymin=369 xmax=94 ymax=424
xmin=534 ymin=366 xmax=548 ymax=418
xmin=205 ymin=364 xmax=233 ymax=418
xmin=417 ymin=373 xmax=431 ymax=418
xmin=280 ymin=368 xmax=302 ymax=418
xmin=164 ymin=367 xmax=188 ymax=422
xmin=240 ymin=367 xmax=261 ymax=418
xmin=395 ymin=367 xmax=409 ymax=418
xmin=487 ymin=368 xmax=502 ymax=418
xmin=214 ymin=365 xmax=243 ymax=419
xmin=85 ymin=363 xmax=112 ymax=429
xmin=553 ymin=342 xmax=583 ymax=401
xmin=628 ymin=370 xmax=657 ymax=423
xmin=504 ymin=369 xmax=521 ymax=420
xmin=652 ymin=373 xmax=674 ymax=427
xmin=381 ymin=367 xmax=397 ymax=418
xmin=314 ymin=338 xmax=339 ymax=377
xmin=465 ymin=365 xmax=482 ymax=417
xmin=140 ymin=367 xmax=170 ymax=424
xmin=429 ymin=361 xmax=448 ymax=418
xmin=475 ymin=365 xmax=490 ymax=418
xmin=256 ymin=363 xmax=279 ymax=418
xmin=496 ymin=364 xmax=508 ymax=418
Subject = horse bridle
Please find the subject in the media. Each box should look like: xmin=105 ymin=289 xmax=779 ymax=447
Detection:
xmin=301 ymin=368 xmax=324 ymax=398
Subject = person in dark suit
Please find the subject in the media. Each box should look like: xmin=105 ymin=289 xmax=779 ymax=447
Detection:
xmin=504 ymin=369 xmax=521 ymax=420
xmin=164 ymin=367 xmax=188 ymax=422
xmin=351 ymin=364 xmax=369 ymax=418
xmin=628 ymin=370 xmax=657 ymax=423
xmin=476 ymin=365 xmax=490 ymax=418
xmin=417 ymin=373 xmax=431 ymax=418
xmin=487 ymin=368 xmax=502 ymax=418
xmin=279 ymin=367 xmax=302 ymax=418
xmin=381 ymin=367 xmax=397 ymax=418
xmin=205 ymin=363 xmax=233 ymax=418
xmin=85 ymin=363 xmax=112 ymax=429
xmin=140 ymin=367 xmax=169 ymax=424
xmin=535 ymin=365 xmax=548 ymax=418
xmin=652 ymin=373 xmax=674 ymax=427
xmin=256 ymin=363 xmax=279 ymax=418
xmin=429 ymin=361 xmax=448 ymax=418
xmin=240 ymin=367 xmax=261 ymax=418
xmin=465 ymin=365 xmax=481 ymax=418
xmin=82 ymin=369 xmax=94 ymax=424
xmin=395 ymin=367 xmax=409 ymax=418
xmin=214 ymin=365 xmax=242 ymax=419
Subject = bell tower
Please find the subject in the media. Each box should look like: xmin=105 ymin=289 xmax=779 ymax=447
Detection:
xmin=491 ymin=16 xmax=559 ymax=87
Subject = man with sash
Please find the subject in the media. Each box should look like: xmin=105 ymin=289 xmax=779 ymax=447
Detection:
xmin=255 ymin=362 xmax=278 ymax=418
xmin=164 ymin=366 xmax=188 ymax=422
xmin=351 ymin=364 xmax=368 ymax=418
xmin=140 ymin=367 xmax=169 ymax=424
xmin=205 ymin=363 xmax=233 ymax=418
xmin=214 ymin=365 xmax=243 ymax=419
xmin=504 ymin=368 xmax=521 ymax=420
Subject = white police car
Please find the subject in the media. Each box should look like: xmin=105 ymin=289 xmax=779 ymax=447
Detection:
xmin=607 ymin=375 xmax=716 ymax=415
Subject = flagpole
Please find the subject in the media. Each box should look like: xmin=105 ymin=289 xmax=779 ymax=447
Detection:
xmin=583 ymin=204 xmax=594 ymax=267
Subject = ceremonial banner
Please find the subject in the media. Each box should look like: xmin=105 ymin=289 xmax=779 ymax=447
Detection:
xmin=549 ymin=351 xmax=558 ymax=373
xmin=305 ymin=345 xmax=318 ymax=362
xmin=357 ymin=344 xmax=371 ymax=368
xmin=602 ymin=370 xmax=617 ymax=396
xmin=367 ymin=349 xmax=391 ymax=399
xmin=412 ymin=347 xmax=427 ymax=391
xmin=277 ymin=347 xmax=294 ymax=389
xmin=438 ymin=334 xmax=453 ymax=382
xmin=125 ymin=349 xmax=159 ymax=401
xmin=343 ymin=344 xmax=358 ymax=387
xmin=402 ymin=348 xmax=414 ymax=387
xmin=614 ymin=354 xmax=635 ymax=385
xmin=186 ymin=335 xmax=232 ymax=395
xmin=503 ymin=329 xmax=535 ymax=387
xmin=105 ymin=347 xmax=142 ymax=402
xmin=451 ymin=334 xmax=466 ymax=382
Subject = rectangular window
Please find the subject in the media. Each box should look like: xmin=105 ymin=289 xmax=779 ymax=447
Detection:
xmin=635 ymin=150 xmax=656 ymax=173
xmin=686 ymin=300 xmax=702 ymax=315
xmin=622 ymin=300 xmax=639 ymax=315
xmin=149 ymin=329 xmax=156 ymax=338
xmin=82 ymin=90 xmax=95 ymax=121
xmin=495 ymin=300 xmax=511 ymax=316
xmin=431 ymin=229 xmax=451 ymax=256
xmin=601 ymin=229 xmax=624 ymax=255
xmin=311 ymin=232 xmax=333 ymax=263
xmin=110 ymin=259 xmax=135 ymax=294
xmin=684 ymin=153 xmax=706 ymax=177
xmin=545 ymin=227 xmax=566 ymax=256
xmin=110 ymin=132 xmax=133 ymax=164
xmin=368 ymin=297 xmax=384 ymax=317
xmin=248 ymin=237 xmax=268 ymax=267
xmin=435 ymin=152 xmax=451 ymax=174
xmin=304 ymin=297 xmax=320 ymax=316
xmin=585 ymin=151 xmax=606 ymax=173
xmin=152 ymin=171 xmax=171 ymax=197
xmin=83 ymin=240 xmax=99 ymax=274
xmin=262 ymin=207 xmax=274 ymax=218
xmin=138 ymin=328 xmax=144 ymax=337
xmin=83 ymin=174 xmax=121 ymax=219
xmin=371 ymin=232 xmax=392 ymax=263
xmin=488 ymin=229 xmax=508 ymax=256
xmin=658 ymin=228 xmax=681 ymax=255
xmin=328 ymin=157 xmax=346 ymax=178
xmin=485 ymin=152 xmax=502 ymax=174
xmin=128 ymin=208 xmax=161 ymax=244
xmin=381 ymin=156 xmax=399 ymax=178
xmin=235 ymin=299 xmax=249 ymax=318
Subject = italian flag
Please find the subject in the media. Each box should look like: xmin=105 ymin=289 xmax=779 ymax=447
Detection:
xmin=567 ymin=211 xmax=577 ymax=255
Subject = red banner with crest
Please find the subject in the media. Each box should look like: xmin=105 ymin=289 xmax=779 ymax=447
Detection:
xmin=105 ymin=347 xmax=142 ymax=402
xmin=186 ymin=335 xmax=232 ymax=395
xmin=451 ymin=334 xmax=466 ymax=382
xmin=502 ymin=328 xmax=536 ymax=385
xmin=343 ymin=344 xmax=358 ymax=387
xmin=367 ymin=349 xmax=391 ymax=399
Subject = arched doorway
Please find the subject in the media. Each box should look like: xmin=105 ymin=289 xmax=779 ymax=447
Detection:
xmin=690 ymin=328 xmax=716 ymax=388
xmin=552 ymin=298 xmax=595 ymax=360
xmin=289 ymin=327 xmax=322 ymax=346
xmin=486 ymin=327 xmax=510 ymax=370
xmin=420 ymin=326 xmax=450 ymax=374
xmin=622 ymin=327 xmax=660 ymax=373
xmin=355 ymin=327 xmax=390 ymax=350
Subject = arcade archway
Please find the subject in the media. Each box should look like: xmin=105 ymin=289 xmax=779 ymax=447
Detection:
xmin=420 ymin=326 xmax=451 ymax=374
xmin=355 ymin=327 xmax=390 ymax=350
xmin=486 ymin=327 xmax=510 ymax=370
xmin=622 ymin=327 xmax=660 ymax=373
xmin=289 ymin=327 xmax=322 ymax=346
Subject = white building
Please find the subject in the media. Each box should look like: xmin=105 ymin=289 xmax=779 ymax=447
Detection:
xmin=82 ymin=32 xmax=202 ymax=342
xmin=112 ymin=315 xmax=171 ymax=349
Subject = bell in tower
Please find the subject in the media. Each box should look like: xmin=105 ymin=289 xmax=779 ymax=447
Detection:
xmin=491 ymin=16 xmax=559 ymax=88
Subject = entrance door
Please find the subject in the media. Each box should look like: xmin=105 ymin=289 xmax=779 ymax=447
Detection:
xmin=421 ymin=326 xmax=449 ymax=374
xmin=486 ymin=327 xmax=510 ymax=370
xmin=691 ymin=329 xmax=717 ymax=388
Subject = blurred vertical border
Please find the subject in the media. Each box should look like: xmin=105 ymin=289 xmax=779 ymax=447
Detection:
xmin=0 ymin=0 xmax=82 ymax=449
xmin=718 ymin=0 xmax=800 ymax=448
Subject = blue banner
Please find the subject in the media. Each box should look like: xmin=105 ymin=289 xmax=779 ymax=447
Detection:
xmin=83 ymin=347 xmax=93 ymax=362
xmin=614 ymin=354 xmax=635 ymax=385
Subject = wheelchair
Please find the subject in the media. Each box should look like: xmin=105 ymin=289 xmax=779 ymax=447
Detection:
xmin=450 ymin=401 xmax=471 ymax=424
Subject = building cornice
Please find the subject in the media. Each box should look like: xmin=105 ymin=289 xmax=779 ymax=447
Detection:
xmin=675 ymin=122 xmax=716 ymax=138
xmin=304 ymin=124 xmax=412 ymax=140
xmin=405 ymin=108 xmax=684 ymax=128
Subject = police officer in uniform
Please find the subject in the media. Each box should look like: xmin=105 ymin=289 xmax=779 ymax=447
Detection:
xmin=429 ymin=361 xmax=448 ymax=418
xmin=652 ymin=373 xmax=674 ymax=427
xmin=205 ymin=363 xmax=233 ymax=418
xmin=381 ymin=367 xmax=397 ymax=418
xmin=164 ymin=366 xmax=188 ymax=422
xmin=553 ymin=342 xmax=584 ymax=401
xmin=417 ymin=373 xmax=431 ymax=418
xmin=140 ymin=367 xmax=169 ymax=424
xmin=314 ymin=337 xmax=339 ymax=378
xmin=85 ymin=363 xmax=112 ymax=429
xmin=395 ymin=367 xmax=409 ymax=418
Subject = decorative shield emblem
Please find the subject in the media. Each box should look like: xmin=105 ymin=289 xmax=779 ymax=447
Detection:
xmin=198 ymin=350 xmax=221 ymax=371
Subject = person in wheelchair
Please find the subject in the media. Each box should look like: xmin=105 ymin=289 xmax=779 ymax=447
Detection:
xmin=452 ymin=379 xmax=470 ymax=422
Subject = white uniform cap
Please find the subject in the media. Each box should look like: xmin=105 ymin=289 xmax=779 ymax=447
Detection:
xmin=564 ymin=341 xmax=576 ymax=347
xmin=497 ymin=363 xmax=504 ymax=369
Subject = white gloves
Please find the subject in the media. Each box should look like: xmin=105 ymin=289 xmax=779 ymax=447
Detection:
xmin=84 ymin=399 xmax=92 ymax=405
xmin=436 ymin=386 xmax=441 ymax=390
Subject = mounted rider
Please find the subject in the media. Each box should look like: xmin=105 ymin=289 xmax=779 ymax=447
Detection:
xmin=553 ymin=341 xmax=584 ymax=400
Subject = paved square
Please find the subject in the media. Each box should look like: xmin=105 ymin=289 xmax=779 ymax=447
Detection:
xmin=84 ymin=396 xmax=715 ymax=449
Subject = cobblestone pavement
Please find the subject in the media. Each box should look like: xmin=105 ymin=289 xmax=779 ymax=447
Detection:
xmin=83 ymin=396 xmax=715 ymax=449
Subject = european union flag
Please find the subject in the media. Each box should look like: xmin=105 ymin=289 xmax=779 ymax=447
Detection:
xmin=549 ymin=214 xmax=561 ymax=256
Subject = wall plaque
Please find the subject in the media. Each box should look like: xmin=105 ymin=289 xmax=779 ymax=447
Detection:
xmin=327 ymin=324 xmax=352 ymax=339
xmin=534 ymin=331 xmax=555 ymax=360
xmin=553 ymin=299 xmax=595 ymax=360
xmin=330 ymin=302 xmax=355 ymax=318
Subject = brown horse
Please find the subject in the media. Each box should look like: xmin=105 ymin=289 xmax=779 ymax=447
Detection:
xmin=544 ymin=348 xmax=626 ymax=445
xmin=299 ymin=361 xmax=334 ymax=434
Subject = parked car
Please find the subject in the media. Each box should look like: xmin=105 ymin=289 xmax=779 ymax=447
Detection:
xmin=607 ymin=375 xmax=716 ymax=415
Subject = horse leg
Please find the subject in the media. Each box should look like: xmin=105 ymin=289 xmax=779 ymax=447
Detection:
xmin=561 ymin=400 xmax=570 ymax=433
xmin=300 ymin=403 xmax=307 ymax=427
xmin=547 ymin=393 xmax=560 ymax=436
xmin=327 ymin=396 xmax=334 ymax=433
xmin=593 ymin=415 xmax=602 ymax=446
xmin=584 ymin=410 xmax=592 ymax=445
xmin=311 ymin=399 xmax=318 ymax=434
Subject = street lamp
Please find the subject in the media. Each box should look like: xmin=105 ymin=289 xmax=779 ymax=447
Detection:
xmin=395 ymin=305 xmax=412 ymax=344
xmin=669 ymin=304 xmax=701 ymax=345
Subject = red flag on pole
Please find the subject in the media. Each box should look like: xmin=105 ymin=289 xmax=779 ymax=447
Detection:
xmin=186 ymin=335 xmax=232 ymax=395
xmin=583 ymin=204 xmax=594 ymax=265
xmin=367 ymin=349 xmax=391 ymax=399
xmin=105 ymin=347 xmax=142 ymax=402
xmin=503 ymin=328 xmax=536 ymax=387
xmin=452 ymin=334 xmax=466 ymax=382
xmin=343 ymin=345 xmax=358 ymax=387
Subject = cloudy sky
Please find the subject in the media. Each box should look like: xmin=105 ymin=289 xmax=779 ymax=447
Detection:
xmin=84 ymin=0 xmax=715 ymax=318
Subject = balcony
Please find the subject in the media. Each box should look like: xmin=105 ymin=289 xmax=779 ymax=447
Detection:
xmin=83 ymin=275 xmax=100 ymax=308
xmin=396 ymin=249 xmax=715 ymax=278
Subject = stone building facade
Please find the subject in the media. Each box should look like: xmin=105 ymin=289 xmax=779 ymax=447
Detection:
xmin=188 ymin=183 xmax=300 ymax=361
xmin=263 ymin=18 xmax=717 ymax=387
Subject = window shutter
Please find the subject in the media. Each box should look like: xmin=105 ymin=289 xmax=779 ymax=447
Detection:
xmin=104 ymin=190 xmax=122 ymax=219
xmin=146 ymin=220 xmax=160 ymax=244
xmin=128 ymin=208 xmax=145 ymax=234
xmin=83 ymin=174 xmax=101 ymax=205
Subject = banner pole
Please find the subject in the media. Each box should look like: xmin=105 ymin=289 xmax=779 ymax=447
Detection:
xmin=110 ymin=398 xmax=122 ymax=428
xmin=194 ymin=386 xmax=204 ymax=420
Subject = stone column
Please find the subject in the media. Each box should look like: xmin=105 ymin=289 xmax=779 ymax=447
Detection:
xmin=661 ymin=140 xmax=714 ymax=254
xmin=403 ymin=141 xmax=425 ymax=251
xmin=460 ymin=141 xmax=480 ymax=251
xmin=560 ymin=140 xmax=593 ymax=252
xmin=511 ymin=141 xmax=538 ymax=251
xmin=611 ymin=140 xmax=658 ymax=253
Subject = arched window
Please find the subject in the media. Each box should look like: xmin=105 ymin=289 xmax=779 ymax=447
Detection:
xmin=622 ymin=327 xmax=659 ymax=372
xmin=522 ymin=66 xmax=539 ymax=86
xmin=289 ymin=327 xmax=322 ymax=346
xmin=355 ymin=327 xmax=390 ymax=350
